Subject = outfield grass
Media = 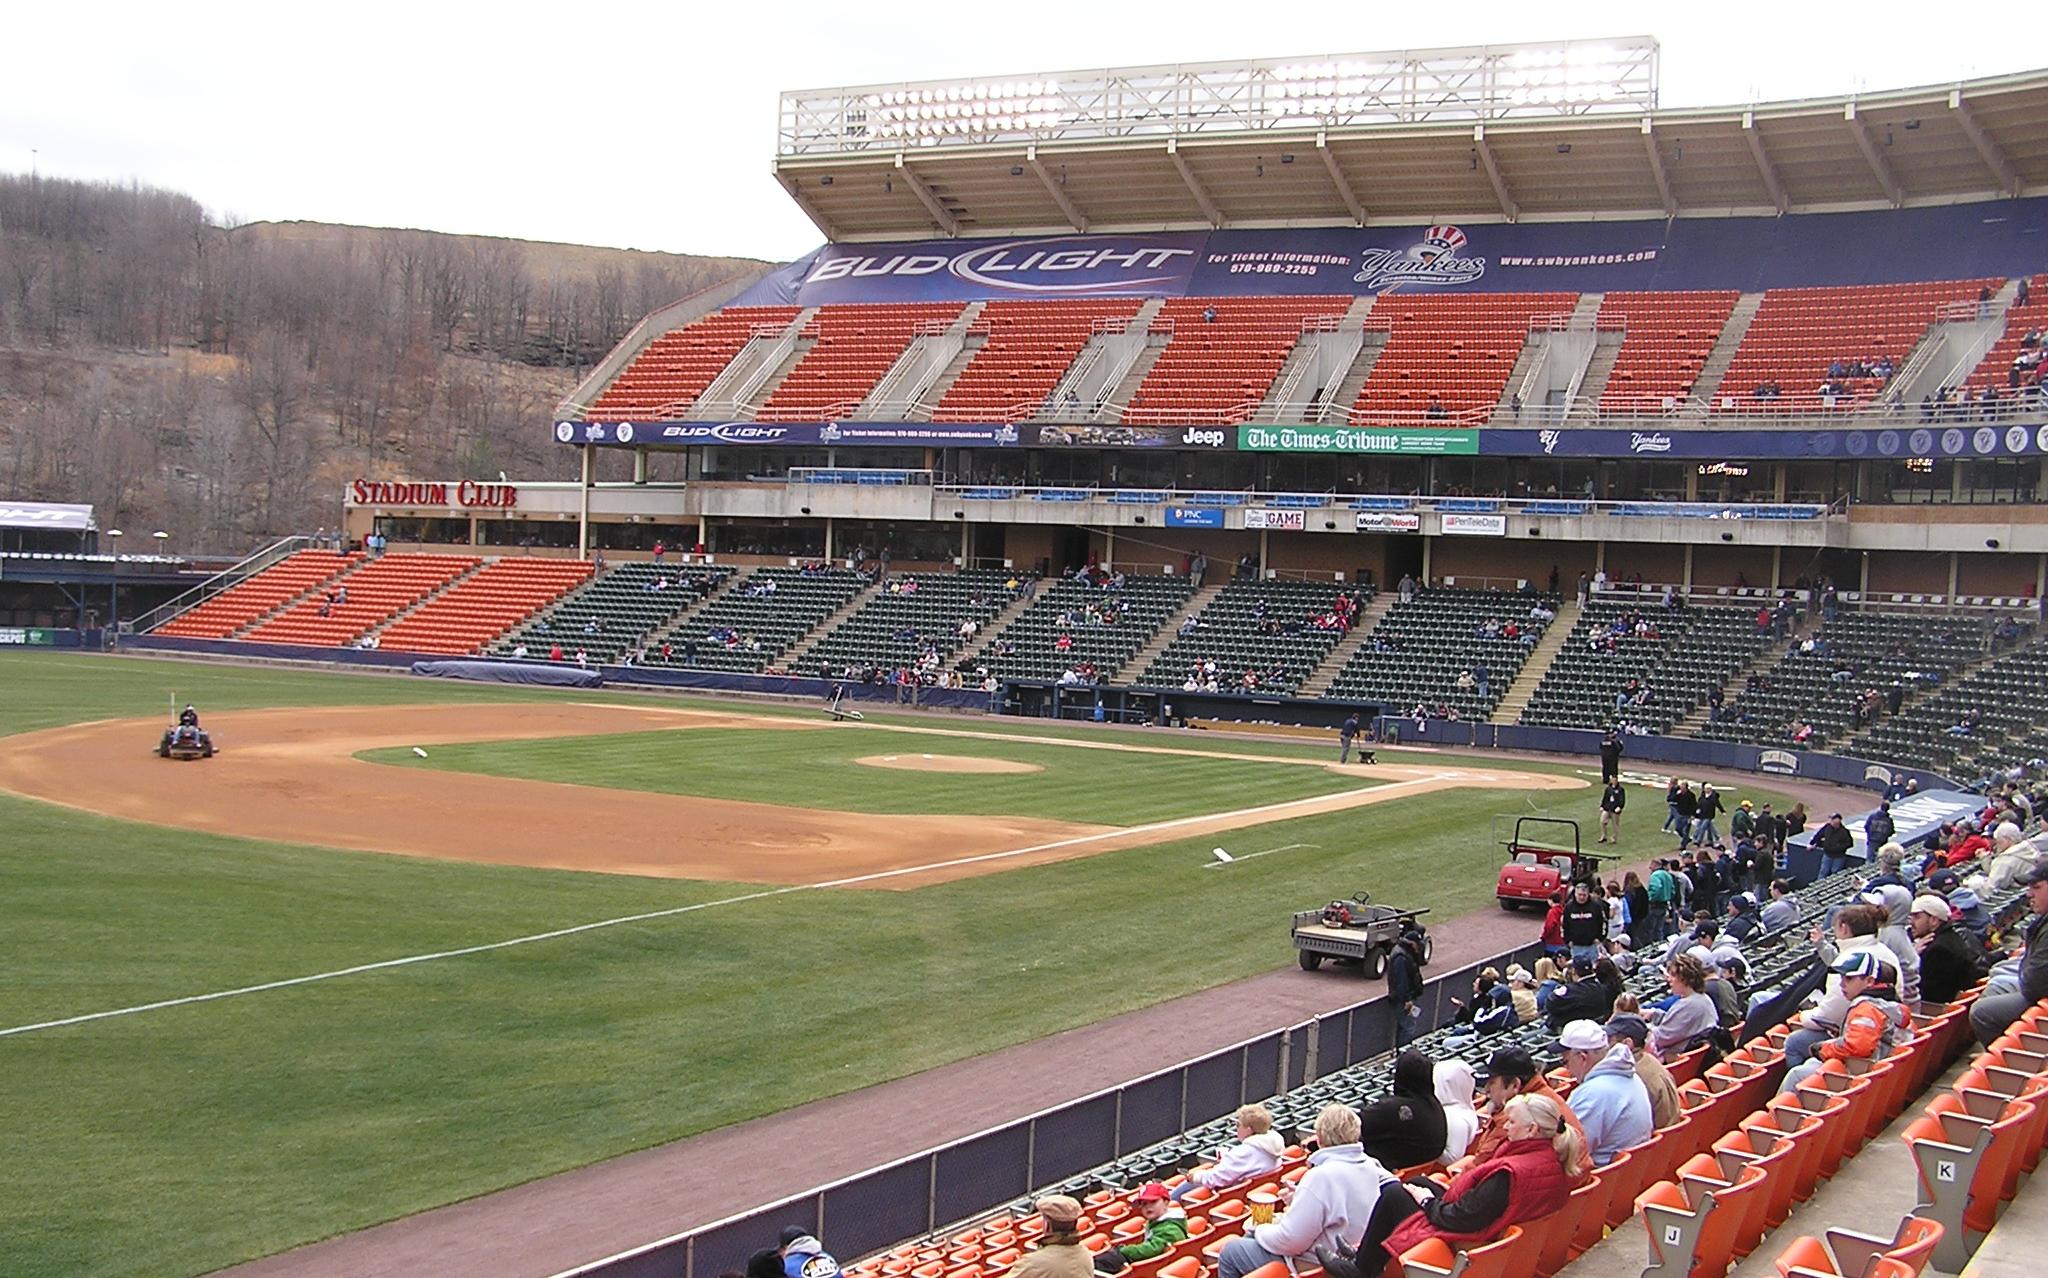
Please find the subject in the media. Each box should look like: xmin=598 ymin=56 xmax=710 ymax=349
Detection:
xmin=0 ymin=653 xmax=1800 ymax=1277
xmin=364 ymin=726 xmax=1375 ymax=823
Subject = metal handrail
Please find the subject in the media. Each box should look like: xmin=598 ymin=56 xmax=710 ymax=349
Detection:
xmin=126 ymin=535 xmax=317 ymax=633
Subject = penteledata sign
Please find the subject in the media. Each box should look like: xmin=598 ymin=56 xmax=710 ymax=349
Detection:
xmin=1441 ymin=513 xmax=1508 ymax=536
xmin=1237 ymin=426 xmax=1478 ymax=455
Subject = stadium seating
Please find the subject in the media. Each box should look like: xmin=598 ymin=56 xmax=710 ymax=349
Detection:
xmin=644 ymin=567 xmax=870 ymax=672
xmin=1350 ymin=293 xmax=1577 ymax=421
xmin=1598 ymin=291 xmax=1740 ymax=412
xmin=153 ymin=550 xmax=358 ymax=638
xmin=1325 ymin=589 xmax=1559 ymax=718
xmin=932 ymin=300 xmax=1143 ymax=421
xmin=1520 ymin=599 xmax=1769 ymax=732
xmin=757 ymin=303 xmax=964 ymax=421
xmin=963 ymin=575 xmax=1195 ymax=684
xmin=1714 ymin=280 xmax=1996 ymax=412
xmin=1699 ymin=611 xmax=1990 ymax=749
xmin=491 ymin=563 xmax=732 ymax=664
xmin=1123 ymin=297 xmax=1350 ymax=424
xmin=1133 ymin=579 xmax=1372 ymax=696
xmin=1960 ymin=276 xmax=2048 ymax=396
xmin=797 ymin=570 xmax=1021 ymax=680
xmin=587 ymin=306 xmax=802 ymax=418
xmin=240 ymin=553 xmax=479 ymax=647
xmin=373 ymin=558 xmax=595 ymax=656
xmin=1848 ymin=635 xmax=2048 ymax=775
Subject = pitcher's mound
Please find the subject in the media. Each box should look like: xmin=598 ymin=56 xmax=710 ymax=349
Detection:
xmin=856 ymin=753 xmax=1043 ymax=775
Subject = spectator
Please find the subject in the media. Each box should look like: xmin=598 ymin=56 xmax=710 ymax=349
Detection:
xmin=1858 ymin=885 xmax=1924 ymax=1003
xmin=1693 ymin=784 xmax=1724 ymax=849
xmin=1648 ymin=954 xmax=1718 ymax=1059
xmin=1434 ymin=1060 xmax=1481 ymax=1163
xmin=1215 ymin=1104 xmax=1394 ymax=1278
xmin=1561 ymin=882 xmax=1608 ymax=967
xmin=1910 ymin=893 xmax=1983 ymax=1004
xmin=1313 ymin=1093 xmax=1584 ymax=1278
xmin=1813 ymin=813 xmax=1856 ymax=879
xmin=1093 ymin=1183 xmax=1188 ymax=1273
xmin=1788 ymin=903 xmax=1894 ymax=1067
xmin=1621 ymin=872 xmax=1650 ymax=943
xmin=1007 ymin=1197 xmax=1093 ymax=1278
xmin=1672 ymin=783 xmax=1700 ymax=850
xmin=1599 ymin=778 xmax=1627 ymax=845
xmin=1779 ymin=952 xmax=1905 ymax=1094
xmin=1545 ymin=956 xmax=1615 ymax=1031
xmin=1467 ymin=1046 xmax=1586 ymax=1163
xmin=1969 ymin=865 xmax=2048 ymax=1045
xmin=1359 ymin=1050 xmax=1448 ymax=1170
xmin=1645 ymin=859 xmax=1680 ymax=941
xmin=1602 ymin=1015 xmax=1680 ymax=1129
xmin=778 ymin=1228 xmax=842 ymax=1278
xmin=1556 ymin=1019 xmax=1654 ymax=1166
xmin=1386 ymin=935 xmax=1425 ymax=1046
xmin=1865 ymin=802 xmax=1896 ymax=854
xmin=1174 ymin=1104 xmax=1286 ymax=1201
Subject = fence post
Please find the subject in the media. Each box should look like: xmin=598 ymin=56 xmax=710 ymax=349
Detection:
xmin=1113 ymin=1089 xmax=1125 ymax=1155
xmin=1303 ymin=1019 xmax=1321 ymax=1082
xmin=928 ymin=1152 xmax=941 ymax=1234
xmin=1275 ymin=1032 xmax=1292 ymax=1097
xmin=1026 ymin=1119 xmax=1038 ymax=1188
xmin=1179 ymin=1066 xmax=1190 ymax=1132
xmin=686 ymin=1236 xmax=696 ymax=1278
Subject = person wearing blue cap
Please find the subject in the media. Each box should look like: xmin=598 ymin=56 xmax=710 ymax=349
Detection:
xmin=1779 ymin=951 xmax=1904 ymax=1094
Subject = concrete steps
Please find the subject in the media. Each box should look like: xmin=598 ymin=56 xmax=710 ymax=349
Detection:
xmin=1320 ymin=333 xmax=1390 ymax=423
xmin=1571 ymin=333 xmax=1628 ymax=416
xmin=956 ymin=584 xmax=1048 ymax=669
xmin=1691 ymin=292 xmax=1765 ymax=406
xmin=1491 ymin=598 xmax=1581 ymax=724
xmin=1124 ymin=581 xmax=1226 ymax=681
xmin=1300 ymin=592 xmax=1398 ymax=697
xmin=223 ymin=556 xmax=372 ymax=639
xmin=764 ymin=576 xmax=884 ymax=672
xmin=637 ymin=568 xmax=749 ymax=654
xmin=362 ymin=559 xmax=490 ymax=641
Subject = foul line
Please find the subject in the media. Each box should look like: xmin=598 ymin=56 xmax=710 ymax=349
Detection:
xmin=1201 ymin=842 xmax=1320 ymax=868
xmin=0 ymin=775 xmax=1451 ymax=1041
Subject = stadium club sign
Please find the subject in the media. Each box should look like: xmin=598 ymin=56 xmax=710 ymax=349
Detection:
xmin=1238 ymin=426 xmax=1478 ymax=455
xmin=732 ymin=199 xmax=2048 ymax=307
xmin=1484 ymin=425 xmax=2048 ymax=460
xmin=349 ymin=480 xmax=520 ymax=509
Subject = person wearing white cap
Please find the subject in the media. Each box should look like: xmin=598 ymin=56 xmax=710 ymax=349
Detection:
xmin=1556 ymin=1019 xmax=1653 ymax=1165
xmin=1908 ymin=893 xmax=1982 ymax=1004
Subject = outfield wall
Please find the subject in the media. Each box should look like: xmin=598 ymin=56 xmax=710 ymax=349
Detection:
xmin=557 ymin=938 xmax=1548 ymax=1278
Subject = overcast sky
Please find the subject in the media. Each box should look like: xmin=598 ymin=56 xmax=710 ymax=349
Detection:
xmin=3 ymin=1 xmax=2036 ymax=264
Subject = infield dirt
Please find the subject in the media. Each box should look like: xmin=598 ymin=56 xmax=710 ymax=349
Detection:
xmin=0 ymin=703 xmax=1583 ymax=887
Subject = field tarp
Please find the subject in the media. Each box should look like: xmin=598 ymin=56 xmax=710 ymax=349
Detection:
xmin=409 ymin=660 xmax=603 ymax=688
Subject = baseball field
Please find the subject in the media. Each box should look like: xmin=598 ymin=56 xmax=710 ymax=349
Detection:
xmin=0 ymin=652 xmax=1797 ymax=1277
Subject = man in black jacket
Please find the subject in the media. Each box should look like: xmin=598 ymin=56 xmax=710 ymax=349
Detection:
xmin=1813 ymin=812 xmax=1857 ymax=879
xmin=1386 ymin=935 xmax=1424 ymax=1046
xmin=1673 ymin=783 xmax=1700 ymax=850
xmin=1970 ymin=866 xmax=2048 ymax=1044
xmin=1600 ymin=729 xmax=1624 ymax=784
xmin=1562 ymin=881 xmax=1609 ymax=967
xmin=1911 ymin=893 xmax=1986 ymax=1004
xmin=1599 ymin=779 xmax=1627 ymax=844
xmin=1545 ymin=956 xmax=1615 ymax=1030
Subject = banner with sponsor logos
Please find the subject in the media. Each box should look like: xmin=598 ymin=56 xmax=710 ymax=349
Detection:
xmin=1441 ymin=513 xmax=1508 ymax=536
xmin=1034 ymin=424 xmax=1233 ymax=450
xmin=556 ymin=421 xmax=1028 ymax=447
xmin=0 ymin=627 xmax=58 ymax=645
xmin=733 ymin=199 xmax=2048 ymax=307
xmin=1481 ymin=424 xmax=2048 ymax=460
xmin=1239 ymin=425 xmax=1478 ymax=455
xmin=1355 ymin=512 xmax=1423 ymax=533
xmin=1164 ymin=507 xmax=1225 ymax=528
xmin=1243 ymin=508 xmax=1306 ymax=530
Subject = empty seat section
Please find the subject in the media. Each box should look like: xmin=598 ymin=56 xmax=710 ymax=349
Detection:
xmin=933 ymin=300 xmax=1142 ymax=421
xmin=241 ymin=554 xmax=478 ymax=648
xmin=645 ymin=567 xmax=869 ymax=672
xmin=1326 ymin=588 xmax=1561 ymax=717
xmin=1520 ymin=601 xmax=1768 ymax=731
xmin=961 ymin=576 xmax=1194 ymax=684
xmin=1350 ymin=292 xmax=1577 ymax=422
xmin=1123 ymin=297 xmax=1348 ymax=424
xmin=1598 ymin=291 xmax=1739 ymax=412
xmin=375 ymin=558 xmax=595 ymax=656
xmin=492 ymin=563 xmax=732 ymax=664
xmin=757 ymin=303 xmax=963 ymax=421
xmin=1849 ymin=633 xmax=2048 ymax=776
xmin=153 ymin=551 xmax=358 ymax=638
xmin=1713 ymin=280 xmax=1996 ymax=413
xmin=798 ymin=570 xmax=1022 ymax=678
xmin=587 ymin=306 xmax=802 ymax=418
xmin=1135 ymin=579 xmax=1374 ymax=695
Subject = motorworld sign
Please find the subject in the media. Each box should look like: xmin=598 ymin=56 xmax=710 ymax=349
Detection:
xmin=1238 ymin=426 xmax=1478 ymax=455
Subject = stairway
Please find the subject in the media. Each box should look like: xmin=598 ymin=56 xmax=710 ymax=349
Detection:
xmin=913 ymin=325 xmax=992 ymax=418
xmin=1673 ymin=618 xmax=1804 ymax=735
xmin=1123 ymin=582 xmax=1225 ymax=678
xmin=1096 ymin=300 xmax=1172 ymax=420
xmin=957 ymin=585 xmax=1049 ymax=668
xmin=362 ymin=559 xmax=490 ymax=642
xmin=1319 ymin=332 xmax=1390 ymax=423
xmin=636 ymin=568 xmax=749 ymax=654
xmin=774 ymin=576 xmax=886 ymax=671
xmin=1300 ymin=592 xmax=1398 ymax=697
xmin=1689 ymin=292 xmax=1765 ymax=407
xmin=1570 ymin=332 xmax=1628 ymax=417
xmin=691 ymin=307 xmax=819 ymax=417
xmin=222 ymin=556 xmax=372 ymax=639
xmin=1489 ymin=599 xmax=1581 ymax=724
xmin=1490 ymin=338 xmax=1551 ymax=424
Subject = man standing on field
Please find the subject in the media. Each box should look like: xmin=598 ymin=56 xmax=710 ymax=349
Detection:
xmin=1600 ymin=778 xmax=1627 ymax=844
xmin=1339 ymin=712 xmax=1362 ymax=764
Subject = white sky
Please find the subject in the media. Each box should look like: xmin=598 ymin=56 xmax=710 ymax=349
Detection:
xmin=2 ymin=1 xmax=2035 ymax=264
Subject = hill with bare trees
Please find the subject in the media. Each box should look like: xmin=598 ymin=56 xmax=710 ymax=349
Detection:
xmin=0 ymin=174 xmax=768 ymax=553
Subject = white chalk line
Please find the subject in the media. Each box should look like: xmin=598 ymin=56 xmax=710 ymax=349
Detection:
xmin=1201 ymin=842 xmax=1321 ymax=868
xmin=0 ymin=775 xmax=1450 ymax=1041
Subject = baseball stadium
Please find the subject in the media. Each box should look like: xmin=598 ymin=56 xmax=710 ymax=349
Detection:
xmin=7 ymin=35 xmax=2048 ymax=1278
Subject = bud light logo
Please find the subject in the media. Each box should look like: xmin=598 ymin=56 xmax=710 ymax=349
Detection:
xmin=804 ymin=236 xmax=1197 ymax=296
xmin=1353 ymin=225 xmax=1486 ymax=290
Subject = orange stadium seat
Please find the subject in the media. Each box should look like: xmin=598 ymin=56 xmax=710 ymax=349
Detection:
xmin=1123 ymin=296 xmax=1351 ymax=423
xmin=1712 ymin=279 xmax=1997 ymax=414
xmin=589 ymin=305 xmax=803 ymax=418
xmin=153 ymin=550 xmax=360 ymax=639
xmin=1349 ymin=292 xmax=1578 ymax=422
xmin=376 ymin=558 xmax=594 ymax=656
xmin=934 ymin=299 xmax=1144 ymax=419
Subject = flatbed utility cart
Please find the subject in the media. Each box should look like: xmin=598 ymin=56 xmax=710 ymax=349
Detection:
xmin=1291 ymin=893 xmax=1432 ymax=978
xmin=1494 ymin=816 xmax=1612 ymax=911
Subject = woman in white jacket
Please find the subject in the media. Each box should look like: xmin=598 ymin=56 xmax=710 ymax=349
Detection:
xmin=1173 ymin=1104 xmax=1288 ymax=1201
xmin=1434 ymin=1060 xmax=1481 ymax=1163
xmin=1216 ymin=1104 xmax=1394 ymax=1278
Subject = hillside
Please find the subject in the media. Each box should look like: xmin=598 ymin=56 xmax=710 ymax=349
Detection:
xmin=0 ymin=175 xmax=771 ymax=553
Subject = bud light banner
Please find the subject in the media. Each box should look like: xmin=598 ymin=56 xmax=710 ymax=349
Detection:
xmin=735 ymin=199 xmax=2048 ymax=306
xmin=555 ymin=421 xmax=1026 ymax=447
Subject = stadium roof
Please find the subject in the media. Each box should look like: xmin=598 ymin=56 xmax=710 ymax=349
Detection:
xmin=772 ymin=49 xmax=2048 ymax=241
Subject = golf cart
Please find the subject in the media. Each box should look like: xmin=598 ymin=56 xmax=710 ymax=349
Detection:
xmin=1494 ymin=816 xmax=1610 ymax=911
xmin=1291 ymin=892 xmax=1432 ymax=978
